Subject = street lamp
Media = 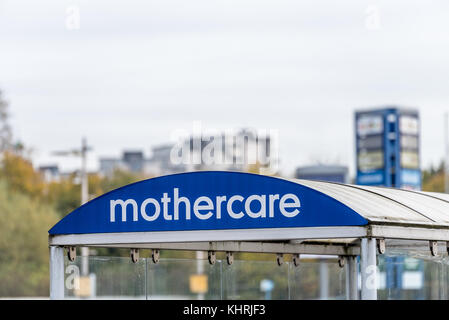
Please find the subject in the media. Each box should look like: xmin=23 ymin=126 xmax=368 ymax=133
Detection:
xmin=53 ymin=137 xmax=92 ymax=276
xmin=445 ymin=113 xmax=449 ymax=193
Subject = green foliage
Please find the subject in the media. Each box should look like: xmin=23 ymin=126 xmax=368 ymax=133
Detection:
xmin=0 ymin=181 xmax=59 ymax=297
xmin=0 ymin=90 xmax=12 ymax=152
xmin=422 ymin=161 xmax=445 ymax=192
xmin=44 ymin=169 xmax=144 ymax=219
xmin=99 ymin=168 xmax=143 ymax=193
xmin=0 ymin=151 xmax=45 ymax=199
xmin=46 ymin=174 xmax=81 ymax=217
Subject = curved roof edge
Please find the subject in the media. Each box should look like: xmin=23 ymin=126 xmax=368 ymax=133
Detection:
xmin=49 ymin=171 xmax=368 ymax=235
xmin=286 ymin=177 xmax=449 ymax=228
xmin=48 ymin=171 xmax=449 ymax=245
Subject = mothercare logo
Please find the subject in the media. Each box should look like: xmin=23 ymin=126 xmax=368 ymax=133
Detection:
xmin=110 ymin=188 xmax=301 ymax=223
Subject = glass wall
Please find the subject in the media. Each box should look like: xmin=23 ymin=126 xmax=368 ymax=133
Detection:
xmin=63 ymin=255 xmax=345 ymax=300
xmin=377 ymin=249 xmax=449 ymax=300
xmin=64 ymin=256 xmax=147 ymax=299
xmin=62 ymin=249 xmax=449 ymax=300
xmin=289 ymin=259 xmax=346 ymax=300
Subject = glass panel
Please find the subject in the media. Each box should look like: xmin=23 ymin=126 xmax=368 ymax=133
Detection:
xmin=147 ymin=258 xmax=222 ymax=300
xmin=289 ymin=258 xmax=346 ymax=300
xmin=377 ymin=249 xmax=448 ymax=300
xmin=222 ymin=260 xmax=289 ymax=300
xmin=64 ymin=256 xmax=146 ymax=299
xmin=57 ymin=243 xmax=449 ymax=300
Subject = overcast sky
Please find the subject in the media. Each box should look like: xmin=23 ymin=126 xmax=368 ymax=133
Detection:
xmin=1 ymin=0 xmax=448 ymax=177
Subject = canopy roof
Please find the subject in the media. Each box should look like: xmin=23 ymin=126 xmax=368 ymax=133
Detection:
xmin=296 ymin=179 xmax=449 ymax=227
xmin=48 ymin=171 xmax=449 ymax=252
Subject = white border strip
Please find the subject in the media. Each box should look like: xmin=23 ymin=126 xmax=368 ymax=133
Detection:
xmin=49 ymin=226 xmax=368 ymax=246
xmin=370 ymin=225 xmax=449 ymax=241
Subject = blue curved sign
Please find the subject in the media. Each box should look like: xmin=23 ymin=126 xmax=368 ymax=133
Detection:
xmin=49 ymin=171 xmax=367 ymax=235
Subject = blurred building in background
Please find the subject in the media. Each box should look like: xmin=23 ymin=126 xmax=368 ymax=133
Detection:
xmin=144 ymin=144 xmax=187 ymax=176
xmin=295 ymin=164 xmax=349 ymax=183
xmin=38 ymin=165 xmax=60 ymax=182
xmin=179 ymin=128 xmax=275 ymax=173
xmin=99 ymin=128 xmax=278 ymax=177
xmin=99 ymin=151 xmax=139 ymax=176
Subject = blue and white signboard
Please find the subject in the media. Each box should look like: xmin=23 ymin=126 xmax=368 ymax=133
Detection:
xmin=355 ymin=107 xmax=421 ymax=190
xmin=49 ymin=171 xmax=367 ymax=235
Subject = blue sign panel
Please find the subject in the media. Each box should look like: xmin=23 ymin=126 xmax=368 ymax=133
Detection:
xmin=49 ymin=171 xmax=367 ymax=235
xmin=355 ymin=107 xmax=421 ymax=190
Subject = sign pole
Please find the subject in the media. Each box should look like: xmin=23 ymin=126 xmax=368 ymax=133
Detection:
xmin=80 ymin=137 xmax=89 ymax=276
xmin=445 ymin=113 xmax=449 ymax=193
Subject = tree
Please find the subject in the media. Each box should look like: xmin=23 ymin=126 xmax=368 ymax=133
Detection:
xmin=0 ymin=180 xmax=59 ymax=296
xmin=0 ymin=151 xmax=45 ymax=199
xmin=45 ymin=173 xmax=81 ymax=217
xmin=422 ymin=160 xmax=445 ymax=192
xmin=99 ymin=168 xmax=143 ymax=193
xmin=0 ymin=90 xmax=12 ymax=152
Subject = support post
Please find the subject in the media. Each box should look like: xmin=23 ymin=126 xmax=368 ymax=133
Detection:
xmin=360 ymin=238 xmax=378 ymax=300
xmin=196 ymin=250 xmax=205 ymax=300
xmin=49 ymin=246 xmax=65 ymax=300
xmin=319 ymin=259 xmax=329 ymax=300
xmin=345 ymin=256 xmax=358 ymax=300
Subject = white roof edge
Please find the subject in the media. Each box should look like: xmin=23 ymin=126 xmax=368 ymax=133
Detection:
xmin=279 ymin=177 xmax=449 ymax=229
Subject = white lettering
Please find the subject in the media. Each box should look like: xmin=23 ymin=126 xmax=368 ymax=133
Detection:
xmin=140 ymin=198 xmax=160 ymax=221
xmin=193 ymin=196 xmax=214 ymax=220
xmin=269 ymin=194 xmax=279 ymax=218
xmin=162 ymin=192 xmax=172 ymax=220
xmin=215 ymin=196 xmax=226 ymax=219
xmin=109 ymin=189 xmax=302 ymax=222
xmin=227 ymin=195 xmax=245 ymax=219
xmin=279 ymin=194 xmax=301 ymax=217
xmin=245 ymin=195 xmax=266 ymax=218
xmin=174 ymin=188 xmax=191 ymax=220
xmin=110 ymin=199 xmax=138 ymax=222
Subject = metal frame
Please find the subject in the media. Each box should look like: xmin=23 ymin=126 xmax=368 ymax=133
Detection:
xmin=369 ymin=225 xmax=449 ymax=241
xmin=63 ymin=241 xmax=360 ymax=256
xmin=50 ymin=222 xmax=449 ymax=300
xmin=345 ymin=256 xmax=358 ymax=300
xmin=50 ymin=224 xmax=449 ymax=248
xmin=48 ymin=226 xmax=368 ymax=247
xmin=360 ymin=238 xmax=377 ymax=300
xmin=49 ymin=246 xmax=65 ymax=300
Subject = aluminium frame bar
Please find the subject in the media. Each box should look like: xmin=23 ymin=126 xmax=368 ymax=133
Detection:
xmin=49 ymin=226 xmax=368 ymax=247
xmin=77 ymin=241 xmax=360 ymax=256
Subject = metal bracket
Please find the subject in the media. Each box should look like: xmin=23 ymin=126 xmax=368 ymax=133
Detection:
xmin=292 ymin=254 xmax=300 ymax=267
xmin=226 ymin=251 xmax=234 ymax=265
xmin=208 ymin=251 xmax=216 ymax=265
xmin=338 ymin=256 xmax=345 ymax=268
xmin=276 ymin=253 xmax=284 ymax=266
xmin=67 ymin=246 xmax=76 ymax=262
xmin=377 ymin=239 xmax=386 ymax=254
xmin=130 ymin=248 xmax=139 ymax=263
xmin=152 ymin=249 xmax=160 ymax=264
xmin=430 ymin=241 xmax=438 ymax=256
